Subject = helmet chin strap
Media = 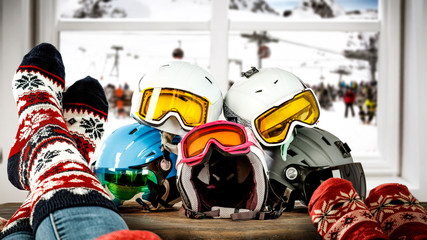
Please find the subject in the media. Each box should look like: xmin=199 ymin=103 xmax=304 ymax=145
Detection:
xmin=161 ymin=131 xmax=178 ymax=155
xmin=280 ymin=129 xmax=296 ymax=161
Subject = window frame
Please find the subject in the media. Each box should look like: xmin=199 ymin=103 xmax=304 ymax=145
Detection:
xmin=38 ymin=0 xmax=401 ymax=178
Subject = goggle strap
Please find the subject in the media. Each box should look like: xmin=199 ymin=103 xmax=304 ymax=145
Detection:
xmin=223 ymin=103 xmax=251 ymax=127
xmin=161 ymin=131 xmax=179 ymax=155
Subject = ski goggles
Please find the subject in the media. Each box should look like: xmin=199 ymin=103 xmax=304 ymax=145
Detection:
xmin=284 ymin=162 xmax=366 ymax=204
xmin=95 ymin=167 xmax=158 ymax=201
xmin=134 ymin=87 xmax=211 ymax=130
xmin=252 ymin=89 xmax=320 ymax=146
xmin=179 ymin=120 xmax=260 ymax=166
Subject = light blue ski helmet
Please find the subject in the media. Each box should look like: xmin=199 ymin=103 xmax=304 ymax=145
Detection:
xmin=94 ymin=122 xmax=181 ymax=210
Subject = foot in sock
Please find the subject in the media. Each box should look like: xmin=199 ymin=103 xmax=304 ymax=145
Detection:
xmin=365 ymin=183 xmax=427 ymax=240
xmin=8 ymin=43 xmax=67 ymax=191
xmin=63 ymin=76 xmax=108 ymax=164
xmin=7 ymin=42 xmax=116 ymax=233
xmin=2 ymin=77 xmax=109 ymax=238
xmin=308 ymin=178 xmax=388 ymax=240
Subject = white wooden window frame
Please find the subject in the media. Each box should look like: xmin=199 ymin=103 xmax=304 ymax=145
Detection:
xmin=37 ymin=0 xmax=402 ymax=187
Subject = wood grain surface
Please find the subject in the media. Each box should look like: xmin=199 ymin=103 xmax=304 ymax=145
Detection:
xmin=1 ymin=202 xmax=426 ymax=240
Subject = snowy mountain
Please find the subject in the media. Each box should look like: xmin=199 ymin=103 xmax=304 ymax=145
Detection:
xmin=283 ymin=0 xmax=377 ymax=19
xmin=60 ymin=0 xmax=376 ymax=20
xmin=229 ymin=0 xmax=278 ymax=15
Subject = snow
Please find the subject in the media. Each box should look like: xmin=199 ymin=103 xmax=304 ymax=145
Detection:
xmin=58 ymin=0 xmax=379 ymax=158
xmin=316 ymin=101 xmax=378 ymax=158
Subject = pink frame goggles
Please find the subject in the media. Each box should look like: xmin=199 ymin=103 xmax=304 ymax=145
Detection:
xmin=178 ymin=120 xmax=260 ymax=166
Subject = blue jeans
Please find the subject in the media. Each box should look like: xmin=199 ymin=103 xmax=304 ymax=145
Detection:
xmin=4 ymin=206 xmax=128 ymax=240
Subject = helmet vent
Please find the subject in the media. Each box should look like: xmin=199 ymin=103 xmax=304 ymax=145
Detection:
xmin=129 ymin=128 xmax=138 ymax=135
xmin=321 ymin=136 xmax=331 ymax=146
xmin=146 ymin=151 xmax=155 ymax=157
xmin=287 ymin=149 xmax=297 ymax=157
xmin=274 ymin=80 xmax=278 ymax=84
xmin=255 ymin=89 xmax=262 ymax=93
xmin=205 ymin=76 xmax=212 ymax=84
xmin=300 ymin=160 xmax=309 ymax=166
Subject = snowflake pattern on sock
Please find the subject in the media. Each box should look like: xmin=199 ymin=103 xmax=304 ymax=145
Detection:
xmin=63 ymin=76 xmax=108 ymax=163
xmin=309 ymin=178 xmax=388 ymax=240
xmin=6 ymin=43 xmax=116 ymax=236
xmin=365 ymin=183 xmax=427 ymax=239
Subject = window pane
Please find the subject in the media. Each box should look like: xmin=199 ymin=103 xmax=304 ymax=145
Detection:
xmin=229 ymin=31 xmax=379 ymax=157
xmin=58 ymin=0 xmax=211 ymax=20
xmin=60 ymin=31 xmax=210 ymax=120
xmin=229 ymin=0 xmax=378 ymax=20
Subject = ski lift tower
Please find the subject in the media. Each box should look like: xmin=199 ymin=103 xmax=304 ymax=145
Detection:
xmin=241 ymin=31 xmax=278 ymax=68
xmin=343 ymin=34 xmax=378 ymax=83
xmin=110 ymin=45 xmax=123 ymax=80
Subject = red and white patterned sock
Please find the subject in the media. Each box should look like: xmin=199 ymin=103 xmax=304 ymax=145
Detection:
xmin=308 ymin=178 xmax=388 ymax=240
xmin=365 ymin=183 xmax=427 ymax=240
xmin=0 ymin=193 xmax=32 ymax=238
xmin=63 ymin=76 xmax=108 ymax=164
xmin=1 ymin=77 xmax=109 ymax=239
xmin=6 ymin=43 xmax=116 ymax=234
xmin=7 ymin=43 xmax=66 ymax=191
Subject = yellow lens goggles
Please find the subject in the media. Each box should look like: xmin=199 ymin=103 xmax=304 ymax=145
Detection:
xmin=136 ymin=88 xmax=210 ymax=128
xmin=253 ymin=89 xmax=320 ymax=146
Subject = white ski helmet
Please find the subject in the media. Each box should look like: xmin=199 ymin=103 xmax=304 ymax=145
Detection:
xmin=131 ymin=61 xmax=223 ymax=136
xmin=224 ymin=67 xmax=320 ymax=147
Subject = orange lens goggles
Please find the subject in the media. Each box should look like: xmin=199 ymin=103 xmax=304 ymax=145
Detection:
xmin=184 ymin=124 xmax=246 ymax=158
xmin=180 ymin=121 xmax=255 ymax=166
xmin=253 ymin=89 xmax=320 ymax=145
xmin=138 ymin=88 xmax=210 ymax=128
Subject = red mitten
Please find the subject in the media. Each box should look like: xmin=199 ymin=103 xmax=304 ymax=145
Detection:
xmin=96 ymin=229 xmax=161 ymax=240
xmin=308 ymin=178 xmax=388 ymax=240
xmin=365 ymin=183 xmax=427 ymax=240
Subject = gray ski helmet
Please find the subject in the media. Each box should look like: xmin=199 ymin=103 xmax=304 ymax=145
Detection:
xmin=266 ymin=126 xmax=366 ymax=211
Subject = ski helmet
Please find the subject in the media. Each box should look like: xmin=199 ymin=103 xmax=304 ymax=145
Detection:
xmin=176 ymin=120 xmax=278 ymax=220
xmin=266 ymin=126 xmax=366 ymax=211
xmin=224 ymin=67 xmax=320 ymax=147
xmin=131 ymin=61 xmax=223 ymax=136
xmin=94 ymin=123 xmax=182 ymax=210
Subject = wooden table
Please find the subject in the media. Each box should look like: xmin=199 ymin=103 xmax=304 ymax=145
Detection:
xmin=0 ymin=202 xmax=322 ymax=240
xmin=4 ymin=202 xmax=426 ymax=239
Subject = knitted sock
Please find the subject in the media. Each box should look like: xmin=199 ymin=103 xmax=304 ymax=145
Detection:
xmin=0 ymin=193 xmax=32 ymax=238
xmin=7 ymin=43 xmax=116 ymax=233
xmin=1 ymin=78 xmax=108 ymax=239
xmin=365 ymin=183 xmax=427 ymax=240
xmin=63 ymin=76 xmax=108 ymax=164
xmin=1 ymin=78 xmax=109 ymax=239
xmin=308 ymin=178 xmax=388 ymax=240
xmin=8 ymin=43 xmax=66 ymax=190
